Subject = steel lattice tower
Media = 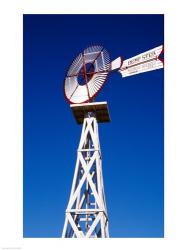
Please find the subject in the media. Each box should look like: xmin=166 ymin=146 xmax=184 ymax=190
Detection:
xmin=62 ymin=102 xmax=110 ymax=238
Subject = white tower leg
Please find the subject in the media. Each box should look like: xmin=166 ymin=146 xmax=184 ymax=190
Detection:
xmin=62 ymin=110 xmax=109 ymax=238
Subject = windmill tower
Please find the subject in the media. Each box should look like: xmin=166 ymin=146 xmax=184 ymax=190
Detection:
xmin=62 ymin=102 xmax=110 ymax=238
xmin=62 ymin=45 xmax=164 ymax=238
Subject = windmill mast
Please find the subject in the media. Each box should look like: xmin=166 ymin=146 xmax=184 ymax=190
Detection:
xmin=62 ymin=102 xmax=110 ymax=238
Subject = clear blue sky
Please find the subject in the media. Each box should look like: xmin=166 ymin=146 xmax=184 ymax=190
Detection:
xmin=23 ymin=14 xmax=164 ymax=238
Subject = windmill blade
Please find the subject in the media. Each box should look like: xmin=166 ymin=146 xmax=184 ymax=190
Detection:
xmin=118 ymin=45 xmax=164 ymax=78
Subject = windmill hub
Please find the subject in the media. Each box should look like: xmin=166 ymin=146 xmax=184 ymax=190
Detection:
xmin=77 ymin=63 xmax=95 ymax=86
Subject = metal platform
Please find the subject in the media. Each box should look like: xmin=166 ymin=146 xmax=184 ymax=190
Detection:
xmin=70 ymin=102 xmax=111 ymax=124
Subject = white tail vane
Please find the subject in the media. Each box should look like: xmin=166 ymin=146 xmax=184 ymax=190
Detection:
xmin=115 ymin=45 xmax=164 ymax=78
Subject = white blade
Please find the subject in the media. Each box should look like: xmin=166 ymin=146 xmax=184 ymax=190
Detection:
xmin=118 ymin=45 xmax=164 ymax=78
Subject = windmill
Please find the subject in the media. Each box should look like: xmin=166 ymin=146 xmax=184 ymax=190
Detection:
xmin=62 ymin=45 xmax=164 ymax=238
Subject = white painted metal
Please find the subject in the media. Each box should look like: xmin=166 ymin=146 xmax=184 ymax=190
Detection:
xmin=119 ymin=45 xmax=164 ymax=77
xmin=62 ymin=109 xmax=109 ymax=238
xmin=111 ymin=56 xmax=122 ymax=71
